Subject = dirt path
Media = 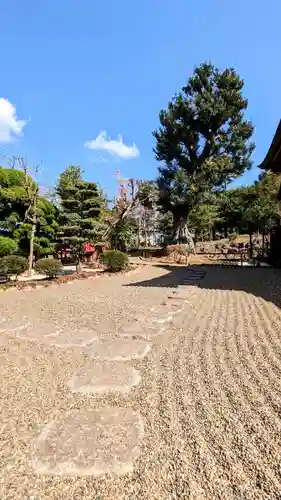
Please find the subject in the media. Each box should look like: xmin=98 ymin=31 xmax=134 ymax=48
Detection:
xmin=1 ymin=265 xmax=281 ymax=499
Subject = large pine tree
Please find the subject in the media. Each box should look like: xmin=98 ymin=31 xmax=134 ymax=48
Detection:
xmin=153 ymin=62 xmax=255 ymax=243
xmin=56 ymin=165 xmax=104 ymax=266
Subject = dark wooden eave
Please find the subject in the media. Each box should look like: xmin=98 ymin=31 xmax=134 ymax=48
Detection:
xmin=258 ymin=120 xmax=281 ymax=173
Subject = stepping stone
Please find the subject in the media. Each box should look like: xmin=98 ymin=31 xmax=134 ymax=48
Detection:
xmin=118 ymin=320 xmax=162 ymax=338
xmin=86 ymin=338 xmax=151 ymax=361
xmin=0 ymin=321 xmax=31 ymax=334
xmin=15 ymin=324 xmax=61 ymax=342
xmin=161 ymin=301 xmax=183 ymax=313
xmin=167 ymin=294 xmax=188 ymax=300
xmin=31 ymin=408 xmax=144 ymax=476
xmin=162 ymin=298 xmax=184 ymax=307
xmin=151 ymin=315 xmax=173 ymax=325
xmin=67 ymin=363 xmax=141 ymax=394
xmin=150 ymin=305 xmax=176 ymax=317
xmin=48 ymin=329 xmax=98 ymax=348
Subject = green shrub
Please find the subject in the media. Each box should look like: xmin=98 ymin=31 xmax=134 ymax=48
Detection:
xmin=100 ymin=250 xmax=129 ymax=272
xmin=35 ymin=258 xmax=62 ymax=279
xmin=0 ymin=236 xmax=18 ymax=257
xmin=0 ymin=255 xmax=28 ymax=280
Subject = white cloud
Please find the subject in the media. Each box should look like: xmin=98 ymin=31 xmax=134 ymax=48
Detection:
xmin=0 ymin=98 xmax=26 ymax=142
xmin=85 ymin=130 xmax=139 ymax=159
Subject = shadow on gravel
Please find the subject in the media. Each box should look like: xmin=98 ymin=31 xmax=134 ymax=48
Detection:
xmin=125 ymin=263 xmax=281 ymax=310
xmin=200 ymin=264 xmax=281 ymax=310
xmin=124 ymin=265 xmax=204 ymax=289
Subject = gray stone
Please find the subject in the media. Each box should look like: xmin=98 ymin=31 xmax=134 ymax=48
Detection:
xmin=14 ymin=324 xmax=61 ymax=342
xmin=118 ymin=320 xmax=161 ymax=338
xmin=86 ymin=338 xmax=151 ymax=361
xmin=151 ymin=314 xmax=173 ymax=324
xmin=67 ymin=363 xmax=141 ymax=394
xmin=48 ymin=329 xmax=97 ymax=348
xmin=31 ymin=408 xmax=144 ymax=476
xmin=0 ymin=321 xmax=31 ymax=334
xmin=162 ymin=299 xmax=185 ymax=308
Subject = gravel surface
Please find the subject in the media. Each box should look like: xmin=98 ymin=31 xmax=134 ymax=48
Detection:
xmin=1 ymin=265 xmax=281 ymax=499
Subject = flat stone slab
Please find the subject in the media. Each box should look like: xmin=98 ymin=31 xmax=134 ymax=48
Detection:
xmin=151 ymin=315 xmax=173 ymax=325
xmin=67 ymin=363 xmax=141 ymax=394
xmin=0 ymin=321 xmax=31 ymax=334
xmin=163 ymin=298 xmax=185 ymax=307
xmin=167 ymin=294 xmax=188 ymax=301
xmin=118 ymin=320 xmax=163 ymax=338
xmin=86 ymin=338 xmax=151 ymax=361
xmin=14 ymin=325 xmax=61 ymax=342
xmin=31 ymin=408 xmax=144 ymax=476
xmin=149 ymin=306 xmax=174 ymax=324
xmin=48 ymin=329 xmax=98 ymax=348
xmin=160 ymin=301 xmax=183 ymax=313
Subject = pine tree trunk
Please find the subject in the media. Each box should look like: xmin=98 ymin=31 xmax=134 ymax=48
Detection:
xmin=172 ymin=211 xmax=188 ymax=243
xmin=172 ymin=210 xmax=195 ymax=252
xmin=27 ymin=223 xmax=36 ymax=276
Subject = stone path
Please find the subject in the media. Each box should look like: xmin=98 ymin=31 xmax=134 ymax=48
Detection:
xmin=29 ymin=266 xmax=205 ymax=477
xmin=3 ymin=264 xmax=281 ymax=498
xmin=0 ymin=266 xmax=201 ymax=482
xmin=31 ymin=408 xmax=144 ymax=476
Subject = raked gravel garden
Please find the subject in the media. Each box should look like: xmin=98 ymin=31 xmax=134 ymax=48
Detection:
xmin=1 ymin=263 xmax=281 ymax=499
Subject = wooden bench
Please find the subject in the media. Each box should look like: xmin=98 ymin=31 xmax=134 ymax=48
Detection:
xmin=0 ymin=273 xmax=8 ymax=284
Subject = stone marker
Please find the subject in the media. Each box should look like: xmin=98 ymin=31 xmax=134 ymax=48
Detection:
xmin=31 ymin=408 xmax=144 ymax=476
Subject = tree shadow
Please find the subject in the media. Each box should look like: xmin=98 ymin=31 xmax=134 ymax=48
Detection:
xmin=199 ymin=264 xmax=281 ymax=310
xmin=124 ymin=264 xmax=205 ymax=289
xmin=125 ymin=263 xmax=281 ymax=310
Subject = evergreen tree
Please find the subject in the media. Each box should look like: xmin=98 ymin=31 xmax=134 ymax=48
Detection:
xmin=56 ymin=165 xmax=104 ymax=267
xmin=0 ymin=166 xmax=58 ymax=261
xmin=153 ymin=62 xmax=255 ymax=242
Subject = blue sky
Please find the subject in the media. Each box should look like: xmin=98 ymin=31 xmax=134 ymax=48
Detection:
xmin=0 ymin=0 xmax=280 ymax=198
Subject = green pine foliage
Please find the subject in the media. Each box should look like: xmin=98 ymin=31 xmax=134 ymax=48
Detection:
xmin=0 ymin=236 xmax=18 ymax=257
xmin=56 ymin=165 xmax=105 ymax=260
xmin=0 ymin=166 xmax=58 ymax=258
xmin=153 ymin=62 xmax=255 ymax=239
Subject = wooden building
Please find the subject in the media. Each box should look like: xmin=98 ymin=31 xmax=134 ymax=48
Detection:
xmin=258 ymin=120 xmax=281 ymax=197
xmin=258 ymin=120 xmax=281 ymax=263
